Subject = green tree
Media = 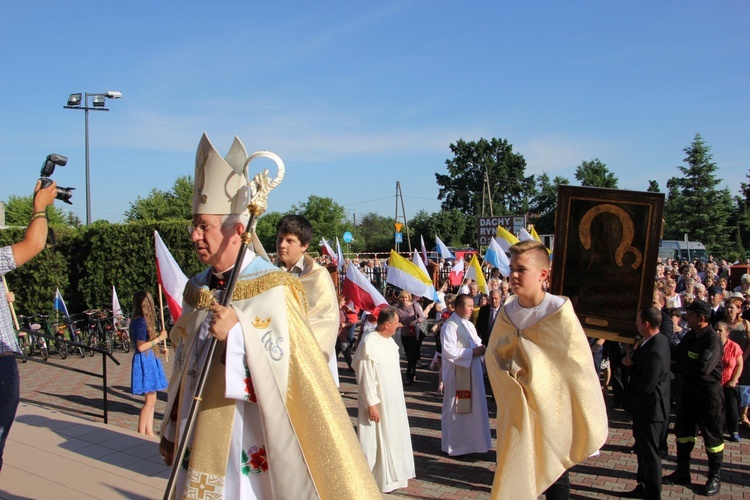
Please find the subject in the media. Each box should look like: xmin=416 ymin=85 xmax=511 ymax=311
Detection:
xmin=124 ymin=176 xmax=193 ymax=222
xmin=409 ymin=209 xmax=467 ymax=249
xmin=255 ymin=211 xmax=285 ymax=252
xmin=291 ymin=195 xmax=347 ymax=249
xmin=574 ymin=158 xmax=618 ymax=188
xmin=356 ymin=212 xmax=395 ymax=253
xmin=647 ymin=180 xmax=660 ymax=192
xmin=435 ymin=138 xmax=535 ymax=218
xmin=663 ymin=134 xmax=732 ymax=253
xmin=3 ymin=194 xmax=68 ymax=226
xmin=528 ymin=173 xmax=569 ymax=235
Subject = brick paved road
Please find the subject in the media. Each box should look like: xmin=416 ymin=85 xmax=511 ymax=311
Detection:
xmin=16 ymin=338 xmax=750 ymax=499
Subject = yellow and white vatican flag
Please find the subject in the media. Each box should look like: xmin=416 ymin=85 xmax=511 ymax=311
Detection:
xmin=464 ymin=254 xmax=488 ymax=295
xmin=496 ymin=225 xmax=520 ymax=253
xmin=386 ymin=250 xmax=435 ymax=299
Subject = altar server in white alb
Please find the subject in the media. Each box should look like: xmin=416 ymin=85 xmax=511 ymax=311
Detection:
xmin=440 ymin=293 xmax=492 ymax=456
xmin=353 ymin=306 xmax=416 ymax=493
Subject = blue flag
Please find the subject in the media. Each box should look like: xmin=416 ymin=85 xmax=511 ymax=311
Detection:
xmin=484 ymin=237 xmax=511 ymax=277
xmin=54 ymin=288 xmax=69 ymax=318
xmin=435 ymin=235 xmax=454 ymax=260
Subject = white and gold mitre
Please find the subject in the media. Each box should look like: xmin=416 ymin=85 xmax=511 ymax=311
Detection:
xmin=193 ymin=133 xmax=251 ymax=216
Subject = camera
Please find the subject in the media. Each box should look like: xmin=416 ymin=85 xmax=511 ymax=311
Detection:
xmin=40 ymin=154 xmax=75 ymax=204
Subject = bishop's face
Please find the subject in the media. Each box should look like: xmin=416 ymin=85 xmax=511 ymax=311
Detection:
xmin=191 ymin=214 xmax=238 ymax=272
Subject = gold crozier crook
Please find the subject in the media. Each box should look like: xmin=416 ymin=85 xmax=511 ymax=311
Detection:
xmin=578 ymin=204 xmax=642 ymax=269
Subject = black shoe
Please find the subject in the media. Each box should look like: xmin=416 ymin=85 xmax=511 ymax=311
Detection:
xmin=620 ymin=485 xmax=645 ymax=498
xmin=403 ymin=379 xmax=413 ymax=386
xmin=663 ymin=470 xmax=691 ymax=485
xmin=704 ymin=477 xmax=720 ymax=496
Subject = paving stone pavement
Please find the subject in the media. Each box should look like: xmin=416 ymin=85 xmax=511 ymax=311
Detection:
xmin=14 ymin=338 xmax=750 ymax=499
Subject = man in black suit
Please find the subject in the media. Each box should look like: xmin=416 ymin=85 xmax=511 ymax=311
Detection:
xmin=708 ymin=286 xmax=726 ymax=324
xmin=475 ymin=289 xmax=501 ymax=346
xmin=623 ymin=306 xmax=671 ymax=499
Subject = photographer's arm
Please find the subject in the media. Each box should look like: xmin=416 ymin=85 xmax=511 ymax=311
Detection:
xmin=11 ymin=180 xmax=57 ymax=267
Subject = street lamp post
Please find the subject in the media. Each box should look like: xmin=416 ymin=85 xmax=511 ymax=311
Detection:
xmin=64 ymin=91 xmax=122 ymax=225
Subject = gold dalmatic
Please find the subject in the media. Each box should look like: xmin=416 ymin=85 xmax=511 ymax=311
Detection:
xmin=485 ymin=298 xmax=608 ymax=499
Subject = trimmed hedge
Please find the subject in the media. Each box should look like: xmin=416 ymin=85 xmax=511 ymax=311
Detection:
xmin=0 ymin=221 xmax=203 ymax=318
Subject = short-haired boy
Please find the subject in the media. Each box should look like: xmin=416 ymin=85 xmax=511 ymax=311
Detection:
xmin=485 ymin=240 xmax=608 ymax=499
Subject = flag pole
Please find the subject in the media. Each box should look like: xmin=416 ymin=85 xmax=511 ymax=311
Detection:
xmin=157 ymin=283 xmax=169 ymax=363
xmin=2 ymin=276 xmax=21 ymax=331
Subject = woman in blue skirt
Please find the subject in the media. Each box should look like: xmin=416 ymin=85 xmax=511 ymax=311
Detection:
xmin=130 ymin=290 xmax=169 ymax=436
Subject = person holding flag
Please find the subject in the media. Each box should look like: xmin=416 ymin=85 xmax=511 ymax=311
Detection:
xmin=130 ymin=289 xmax=169 ymax=436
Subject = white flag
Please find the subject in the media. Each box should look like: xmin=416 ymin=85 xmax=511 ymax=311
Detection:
xmin=112 ymin=285 xmax=123 ymax=321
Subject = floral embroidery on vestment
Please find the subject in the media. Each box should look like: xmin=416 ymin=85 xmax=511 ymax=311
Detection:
xmin=241 ymin=445 xmax=268 ymax=475
xmin=243 ymin=367 xmax=257 ymax=403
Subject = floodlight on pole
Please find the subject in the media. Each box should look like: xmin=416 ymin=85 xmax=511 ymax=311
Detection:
xmin=63 ymin=91 xmax=122 ymax=225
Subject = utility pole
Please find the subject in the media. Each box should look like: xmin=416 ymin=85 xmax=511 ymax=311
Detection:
xmin=394 ymin=181 xmax=412 ymax=254
xmin=479 ymin=166 xmax=494 ymax=250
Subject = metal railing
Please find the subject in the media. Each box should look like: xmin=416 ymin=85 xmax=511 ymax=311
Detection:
xmin=16 ymin=328 xmax=120 ymax=424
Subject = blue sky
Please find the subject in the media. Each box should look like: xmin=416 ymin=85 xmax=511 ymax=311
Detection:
xmin=1 ymin=1 xmax=748 ymax=225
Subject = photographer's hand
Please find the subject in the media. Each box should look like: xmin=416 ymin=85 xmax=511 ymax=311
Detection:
xmin=33 ymin=179 xmax=57 ymax=212
xmin=11 ymin=180 xmax=57 ymax=267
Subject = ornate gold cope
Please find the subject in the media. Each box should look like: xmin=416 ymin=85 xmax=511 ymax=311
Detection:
xmin=486 ymin=298 xmax=608 ymax=499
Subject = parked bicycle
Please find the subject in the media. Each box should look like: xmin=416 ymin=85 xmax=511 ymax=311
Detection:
xmin=17 ymin=314 xmax=48 ymax=361
xmin=33 ymin=314 xmax=68 ymax=360
xmin=61 ymin=313 xmax=87 ymax=358
xmin=13 ymin=320 xmax=30 ymax=363
xmin=84 ymin=309 xmax=113 ymax=355
xmin=112 ymin=312 xmax=131 ymax=353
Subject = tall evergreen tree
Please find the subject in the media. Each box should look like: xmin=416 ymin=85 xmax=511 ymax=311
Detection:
xmin=663 ymin=133 xmax=732 ymax=253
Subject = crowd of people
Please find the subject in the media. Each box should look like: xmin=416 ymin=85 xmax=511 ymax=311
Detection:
xmin=325 ymin=250 xmax=749 ymax=498
xmin=4 ymin=135 xmax=750 ymax=499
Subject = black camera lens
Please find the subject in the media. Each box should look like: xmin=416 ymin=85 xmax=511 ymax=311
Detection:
xmin=39 ymin=153 xmax=74 ymax=205
xmin=56 ymin=187 xmax=74 ymax=205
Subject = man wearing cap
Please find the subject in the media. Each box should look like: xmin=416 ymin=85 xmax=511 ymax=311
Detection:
xmin=665 ymin=299 xmax=724 ymax=496
xmin=159 ymin=134 xmax=379 ymax=499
